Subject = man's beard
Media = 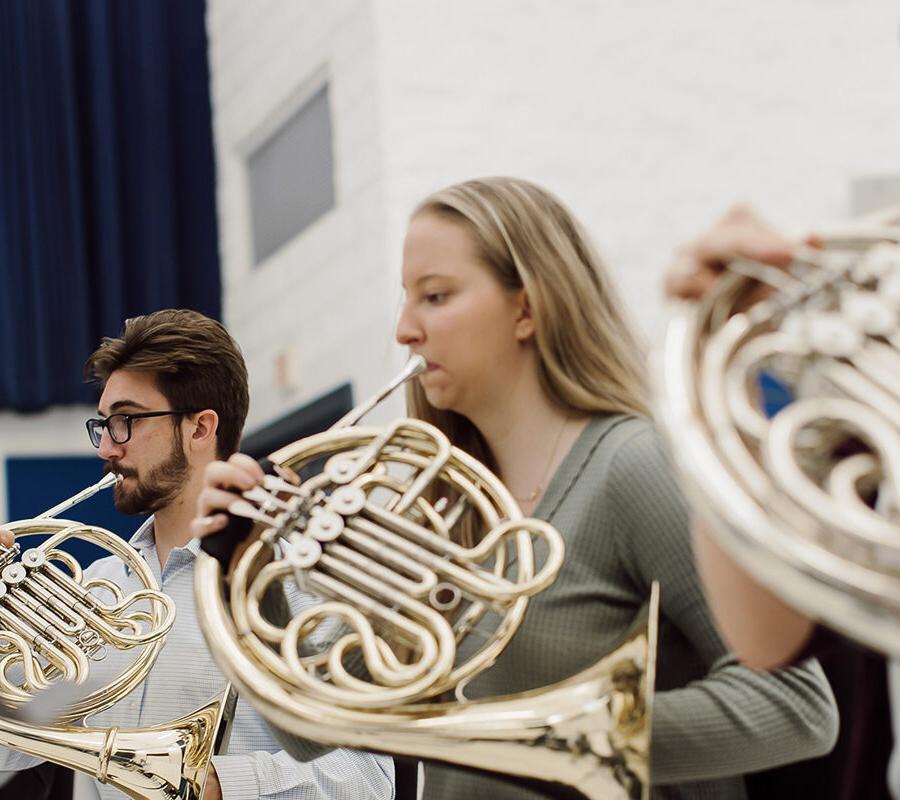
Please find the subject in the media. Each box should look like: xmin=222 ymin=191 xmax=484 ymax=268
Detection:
xmin=106 ymin=436 xmax=190 ymax=516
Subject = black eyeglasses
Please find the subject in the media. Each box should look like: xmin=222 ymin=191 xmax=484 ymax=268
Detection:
xmin=85 ymin=410 xmax=199 ymax=448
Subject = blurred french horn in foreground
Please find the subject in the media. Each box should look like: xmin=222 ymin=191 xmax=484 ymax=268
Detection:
xmin=0 ymin=474 xmax=235 ymax=799
xmin=658 ymin=208 xmax=900 ymax=655
xmin=195 ymin=355 xmax=658 ymax=800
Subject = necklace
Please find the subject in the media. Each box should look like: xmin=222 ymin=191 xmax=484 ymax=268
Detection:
xmin=512 ymin=416 xmax=569 ymax=505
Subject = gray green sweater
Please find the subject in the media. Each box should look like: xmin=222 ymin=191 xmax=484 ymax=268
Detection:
xmin=423 ymin=415 xmax=838 ymax=800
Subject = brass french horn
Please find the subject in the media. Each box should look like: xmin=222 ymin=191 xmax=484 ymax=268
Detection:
xmin=194 ymin=355 xmax=658 ymax=800
xmin=657 ymin=210 xmax=900 ymax=655
xmin=0 ymin=473 xmax=235 ymax=799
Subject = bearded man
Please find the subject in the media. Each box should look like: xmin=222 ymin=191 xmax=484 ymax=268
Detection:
xmin=0 ymin=309 xmax=395 ymax=800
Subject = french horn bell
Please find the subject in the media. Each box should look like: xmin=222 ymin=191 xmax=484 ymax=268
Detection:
xmin=657 ymin=209 xmax=900 ymax=655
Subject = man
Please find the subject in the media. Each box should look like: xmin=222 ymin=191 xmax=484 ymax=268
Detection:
xmin=0 ymin=309 xmax=394 ymax=799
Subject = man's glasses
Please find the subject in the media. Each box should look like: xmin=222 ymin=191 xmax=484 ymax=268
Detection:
xmin=85 ymin=410 xmax=198 ymax=448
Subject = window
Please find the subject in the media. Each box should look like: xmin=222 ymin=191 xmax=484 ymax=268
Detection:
xmin=247 ymin=85 xmax=336 ymax=264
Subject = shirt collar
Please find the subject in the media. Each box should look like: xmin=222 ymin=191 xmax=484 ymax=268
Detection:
xmin=128 ymin=516 xmax=157 ymax=549
xmin=127 ymin=517 xmax=204 ymax=557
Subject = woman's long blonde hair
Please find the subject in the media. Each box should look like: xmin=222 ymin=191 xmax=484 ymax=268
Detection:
xmin=406 ymin=176 xmax=649 ymax=470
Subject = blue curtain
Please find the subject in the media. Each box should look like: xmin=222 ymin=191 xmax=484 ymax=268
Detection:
xmin=0 ymin=0 xmax=220 ymax=410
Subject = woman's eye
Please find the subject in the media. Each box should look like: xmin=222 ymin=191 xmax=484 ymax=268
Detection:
xmin=425 ymin=292 xmax=446 ymax=304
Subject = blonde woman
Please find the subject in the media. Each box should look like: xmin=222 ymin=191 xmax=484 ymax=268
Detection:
xmin=196 ymin=178 xmax=838 ymax=800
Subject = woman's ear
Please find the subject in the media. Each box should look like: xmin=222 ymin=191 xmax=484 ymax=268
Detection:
xmin=189 ymin=409 xmax=219 ymax=454
xmin=514 ymin=290 xmax=535 ymax=342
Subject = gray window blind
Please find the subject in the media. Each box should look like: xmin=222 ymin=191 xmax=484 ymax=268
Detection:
xmin=247 ymin=85 xmax=336 ymax=264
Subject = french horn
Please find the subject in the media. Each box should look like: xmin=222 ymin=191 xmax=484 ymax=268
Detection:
xmin=658 ymin=209 xmax=900 ymax=655
xmin=0 ymin=472 xmax=235 ymax=799
xmin=194 ymin=355 xmax=658 ymax=800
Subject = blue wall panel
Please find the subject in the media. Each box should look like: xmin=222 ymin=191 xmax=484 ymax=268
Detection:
xmin=6 ymin=455 xmax=143 ymax=567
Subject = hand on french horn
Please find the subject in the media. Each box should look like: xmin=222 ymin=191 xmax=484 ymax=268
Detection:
xmin=0 ymin=529 xmax=13 ymax=549
xmin=664 ymin=204 xmax=796 ymax=302
xmin=192 ymin=454 xmax=269 ymax=574
xmin=192 ymin=453 xmax=264 ymax=540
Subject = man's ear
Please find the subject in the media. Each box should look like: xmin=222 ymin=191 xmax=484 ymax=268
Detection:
xmin=189 ymin=409 xmax=219 ymax=454
xmin=514 ymin=289 xmax=535 ymax=342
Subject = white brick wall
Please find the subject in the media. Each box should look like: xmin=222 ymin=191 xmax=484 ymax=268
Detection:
xmin=369 ymin=0 xmax=900 ymax=342
xmin=208 ymin=0 xmax=398 ymax=432
xmin=210 ymin=0 xmax=900 ymax=432
xmin=0 ymin=0 xmax=895 ymax=517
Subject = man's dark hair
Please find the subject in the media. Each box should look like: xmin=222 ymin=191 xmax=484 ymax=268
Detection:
xmin=85 ymin=309 xmax=249 ymax=458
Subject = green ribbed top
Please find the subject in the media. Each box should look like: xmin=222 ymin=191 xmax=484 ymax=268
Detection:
xmin=423 ymin=415 xmax=838 ymax=800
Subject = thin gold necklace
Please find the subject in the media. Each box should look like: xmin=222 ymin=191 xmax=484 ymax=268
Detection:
xmin=512 ymin=416 xmax=568 ymax=505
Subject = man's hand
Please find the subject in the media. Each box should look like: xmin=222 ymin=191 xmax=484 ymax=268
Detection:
xmin=0 ymin=530 xmax=13 ymax=549
xmin=191 ymin=453 xmax=264 ymax=540
xmin=201 ymin=764 xmax=222 ymax=800
xmin=664 ymin=204 xmax=794 ymax=301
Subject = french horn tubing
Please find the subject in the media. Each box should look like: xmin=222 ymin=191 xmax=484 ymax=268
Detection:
xmin=658 ymin=209 xmax=900 ymax=655
xmin=0 ymin=473 xmax=236 ymax=800
xmin=195 ymin=356 xmax=659 ymax=800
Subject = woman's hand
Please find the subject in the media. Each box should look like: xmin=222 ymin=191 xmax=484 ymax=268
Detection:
xmin=0 ymin=530 xmax=13 ymax=549
xmin=191 ymin=453 xmax=265 ymax=540
xmin=664 ymin=204 xmax=795 ymax=301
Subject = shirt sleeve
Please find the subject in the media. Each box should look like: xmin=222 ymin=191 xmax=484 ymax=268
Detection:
xmin=0 ymin=748 xmax=45 ymax=774
xmin=212 ymin=747 xmax=394 ymax=800
xmin=605 ymin=424 xmax=839 ymax=784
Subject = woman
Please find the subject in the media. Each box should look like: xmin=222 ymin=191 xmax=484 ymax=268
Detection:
xmin=196 ymin=178 xmax=838 ymax=799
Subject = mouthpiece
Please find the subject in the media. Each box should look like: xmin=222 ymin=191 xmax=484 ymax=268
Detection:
xmin=401 ymin=354 xmax=427 ymax=380
xmin=37 ymin=472 xmax=122 ymax=520
xmin=332 ymin=355 xmax=428 ymax=429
